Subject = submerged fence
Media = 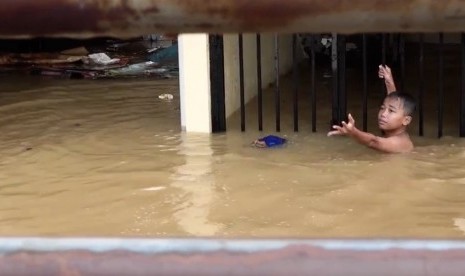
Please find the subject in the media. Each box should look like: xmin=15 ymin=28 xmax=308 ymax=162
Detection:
xmin=232 ymin=33 xmax=465 ymax=138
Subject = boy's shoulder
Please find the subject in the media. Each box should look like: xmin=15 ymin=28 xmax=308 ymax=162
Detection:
xmin=385 ymin=132 xmax=414 ymax=153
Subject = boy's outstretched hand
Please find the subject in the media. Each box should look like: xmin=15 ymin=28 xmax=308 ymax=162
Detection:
xmin=327 ymin=113 xmax=356 ymax=136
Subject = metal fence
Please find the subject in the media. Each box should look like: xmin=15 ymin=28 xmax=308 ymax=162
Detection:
xmin=228 ymin=33 xmax=465 ymax=137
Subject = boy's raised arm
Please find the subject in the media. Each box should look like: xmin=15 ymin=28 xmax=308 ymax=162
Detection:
xmin=378 ymin=65 xmax=397 ymax=94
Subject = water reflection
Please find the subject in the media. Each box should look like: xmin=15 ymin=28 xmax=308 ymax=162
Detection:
xmin=454 ymin=218 xmax=465 ymax=236
xmin=171 ymin=133 xmax=223 ymax=236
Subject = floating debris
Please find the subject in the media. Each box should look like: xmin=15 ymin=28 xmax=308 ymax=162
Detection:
xmin=158 ymin=93 xmax=174 ymax=101
xmin=0 ymin=36 xmax=179 ymax=80
xmin=84 ymin=53 xmax=120 ymax=66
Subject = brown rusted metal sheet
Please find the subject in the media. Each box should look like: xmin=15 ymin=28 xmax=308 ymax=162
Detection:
xmin=1 ymin=238 xmax=465 ymax=275
xmin=1 ymin=0 xmax=465 ymax=38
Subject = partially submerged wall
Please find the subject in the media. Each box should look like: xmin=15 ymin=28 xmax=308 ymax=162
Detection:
xmin=224 ymin=34 xmax=304 ymax=118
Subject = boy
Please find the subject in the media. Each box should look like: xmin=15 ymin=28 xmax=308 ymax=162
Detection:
xmin=327 ymin=65 xmax=416 ymax=154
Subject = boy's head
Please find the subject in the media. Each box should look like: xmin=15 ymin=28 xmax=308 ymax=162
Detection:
xmin=378 ymin=91 xmax=416 ymax=132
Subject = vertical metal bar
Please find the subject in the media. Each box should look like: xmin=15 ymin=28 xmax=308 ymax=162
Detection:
xmin=362 ymin=34 xmax=368 ymax=131
xmin=400 ymin=34 xmax=406 ymax=92
xmin=391 ymin=34 xmax=398 ymax=65
xmin=239 ymin=34 xmax=245 ymax=132
xmin=380 ymin=33 xmax=387 ymax=94
xmin=256 ymin=34 xmax=263 ymax=131
xmin=275 ymin=34 xmax=281 ymax=132
xmin=382 ymin=33 xmax=387 ymax=65
xmin=338 ymin=35 xmax=347 ymax=123
xmin=460 ymin=33 xmax=465 ymax=137
xmin=418 ymin=33 xmax=424 ymax=136
xmin=331 ymin=33 xmax=339 ymax=127
xmin=292 ymin=34 xmax=299 ymax=132
xmin=438 ymin=33 xmax=444 ymax=138
xmin=208 ymin=35 xmax=226 ymax=132
xmin=311 ymin=41 xmax=316 ymax=132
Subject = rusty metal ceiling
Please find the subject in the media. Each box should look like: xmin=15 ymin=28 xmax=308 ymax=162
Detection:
xmin=1 ymin=0 xmax=465 ymax=38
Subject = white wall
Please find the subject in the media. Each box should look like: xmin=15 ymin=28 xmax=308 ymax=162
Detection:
xmin=223 ymin=34 xmax=304 ymax=118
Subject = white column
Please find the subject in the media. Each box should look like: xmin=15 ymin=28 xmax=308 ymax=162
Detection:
xmin=178 ymin=34 xmax=212 ymax=133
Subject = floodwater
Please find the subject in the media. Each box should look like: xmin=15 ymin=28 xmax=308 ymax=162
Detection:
xmin=1 ymin=45 xmax=465 ymax=239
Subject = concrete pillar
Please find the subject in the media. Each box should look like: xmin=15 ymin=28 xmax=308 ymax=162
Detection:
xmin=179 ymin=34 xmax=212 ymax=133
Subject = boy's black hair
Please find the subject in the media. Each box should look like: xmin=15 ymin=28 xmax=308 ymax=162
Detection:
xmin=385 ymin=91 xmax=416 ymax=116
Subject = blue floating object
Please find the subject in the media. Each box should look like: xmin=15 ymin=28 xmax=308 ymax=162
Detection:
xmin=258 ymin=135 xmax=287 ymax=147
xmin=147 ymin=44 xmax=179 ymax=64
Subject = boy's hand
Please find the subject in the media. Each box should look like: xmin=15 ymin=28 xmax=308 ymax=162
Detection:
xmin=378 ymin=65 xmax=395 ymax=88
xmin=327 ymin=113 xmax=356 ymax=136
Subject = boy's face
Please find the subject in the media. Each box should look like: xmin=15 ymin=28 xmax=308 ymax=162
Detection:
xmin=378 ymin=97 xmax=412 ymax=131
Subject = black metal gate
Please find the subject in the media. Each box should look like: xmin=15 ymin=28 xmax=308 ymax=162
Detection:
xmin=212 ymin=33 xmax=465 ymax=138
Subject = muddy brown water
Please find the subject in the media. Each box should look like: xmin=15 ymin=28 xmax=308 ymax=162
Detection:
xmin=1 ymin=47 xmax=465 ymax=238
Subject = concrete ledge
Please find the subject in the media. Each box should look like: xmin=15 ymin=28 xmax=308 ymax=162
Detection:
xmin=1 ymin=238 xmax=465 ymax=275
